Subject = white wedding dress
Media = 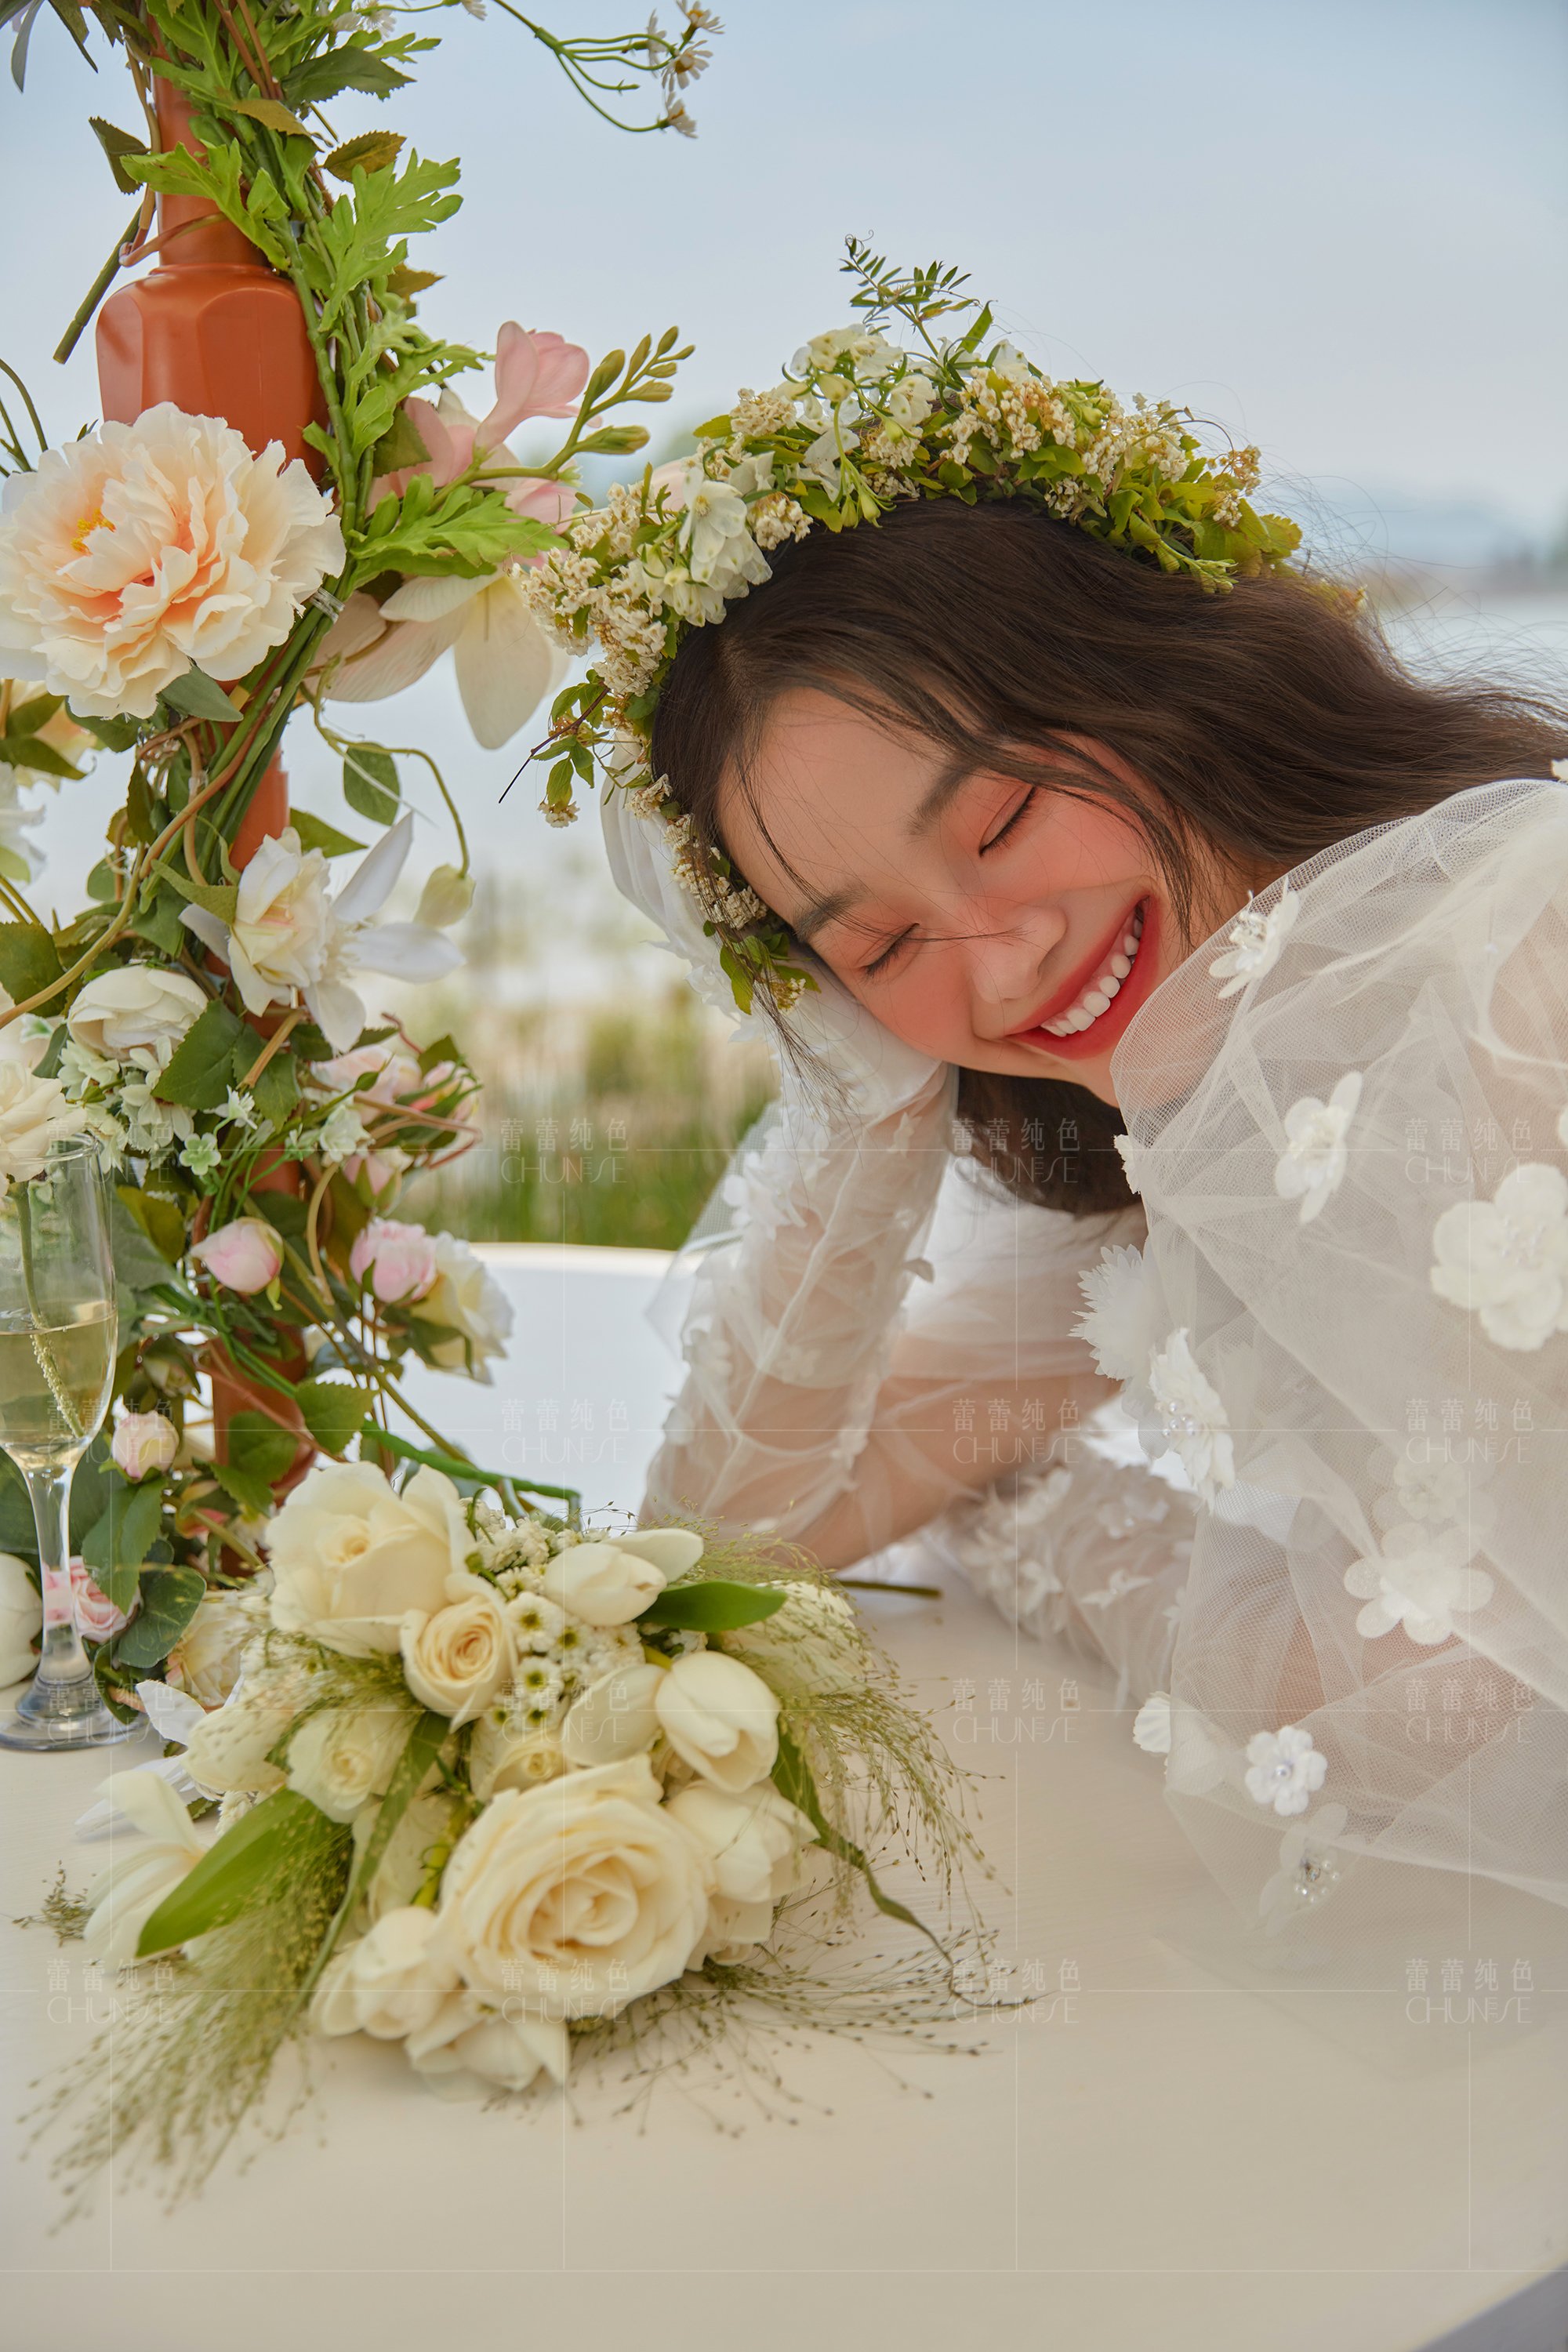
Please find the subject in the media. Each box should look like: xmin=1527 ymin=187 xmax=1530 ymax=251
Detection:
xmin=629 ymin=776 xmax=1568 ymax=1967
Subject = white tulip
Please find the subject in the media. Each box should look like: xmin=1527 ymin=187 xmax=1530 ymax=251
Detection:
xmin=665 ymin=1780 xmax=817 ymax=1962
xmin=541 ymin=1539 xmax=666 ymax=1628
xmin=81 ymin=1768 xmax=205 ymax=1966
xmin=559 ymin=1661 xmax=666 ymax=1766
xmin=654 ymin=1650 xmax=781 ymax=1792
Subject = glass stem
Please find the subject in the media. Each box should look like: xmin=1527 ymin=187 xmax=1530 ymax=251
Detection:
xmin=27 ymin=1458 xmax=87 ymax=1686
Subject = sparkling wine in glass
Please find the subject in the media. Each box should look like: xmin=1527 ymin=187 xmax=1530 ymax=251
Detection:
xmin=0 ymin=1134 xmax=128 ymax=1750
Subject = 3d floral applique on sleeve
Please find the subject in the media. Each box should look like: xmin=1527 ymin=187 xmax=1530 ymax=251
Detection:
xmin=1207 ymin=878 xmax=1299 ymax=999
xmin=1429 ymin=1161 xmax=1568 ymax=1350
xmin=1273 ymin=1072 xmax=1363 ymax=1224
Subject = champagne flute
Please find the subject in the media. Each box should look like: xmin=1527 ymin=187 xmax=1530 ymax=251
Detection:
xmin=0 ymin=1133 xmax=128 ymax=1751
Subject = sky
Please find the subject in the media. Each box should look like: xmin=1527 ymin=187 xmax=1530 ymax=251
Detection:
xmin=3 ymin=0 xmax=1567 ymax=920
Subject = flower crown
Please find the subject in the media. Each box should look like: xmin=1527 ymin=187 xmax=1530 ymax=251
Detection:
xmin=524 ymin=245 xmax=1304 ymax=1014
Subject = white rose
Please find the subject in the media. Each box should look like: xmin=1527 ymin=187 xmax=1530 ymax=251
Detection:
xmin=180 ymin=1680 xmax=296 ymax=1795
xmin=404 ymin=1991 xmax=570 ymax=2100
xmin=724 ymin=1578 xmax=861 ymax=1696
xmin=559 ymin=1661 xmax=666 ymax=1768
xmin=165 ymin=1588 xmax=258 ymax=1709
xmin=469 ymin=1715 xmax=564 ymax=1802
xmin=65 ymin=965 xmax=209 ymax=1061
xmin=0 ymin=1548 xmax=40 ymax=1686
xmin=409 ymin=1231 xmax=514 ymax=1380
xmin=398 ymin=1575 xmax=516 ymax=1726
xmin=665 ymin=1780 xmax=817 ymax=1962
xmin=284 ymin=1701 xmax=413 ymax=1822
xmin=434 ymin=1754 xmax=713 ymax=2019
xmin=0 ymin=405 xmax=345 ymax=720
xmin=265 ymin=1460 xmax=471 ymax=1657
xmin=654 ymin=1650 xmax=780 ymax=1792
xmin=0 ymin=1061 xmax=87 ymax=1191
xmin=311 ymin=1905 xmax=459 ymax=2041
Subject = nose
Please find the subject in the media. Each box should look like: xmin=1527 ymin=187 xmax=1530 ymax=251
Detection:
xmin=961 ymin=896 xmax=1068 ymax=1026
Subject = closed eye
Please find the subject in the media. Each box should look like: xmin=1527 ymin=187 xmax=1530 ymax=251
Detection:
xmin=980 ymin=785 xmax=1040 ymax=855
xmin=862 ymin=926 xmax=916 ymax=979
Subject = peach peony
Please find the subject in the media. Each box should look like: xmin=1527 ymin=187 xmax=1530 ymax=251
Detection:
xmin=0 ymin=405 xmax=344 ymax=720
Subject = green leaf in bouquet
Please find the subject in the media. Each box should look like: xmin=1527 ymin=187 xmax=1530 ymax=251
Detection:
xmin=0 ymin=727 xmax=84 ymax=780
xmin=73 ymin=711 xmax=140 ymax=753
xmin=296 ymin=1708 xmax=447 ymax=2002
xmin=289 ymin=808 xmax=366 ymax=859
xmin=160 ymin=666 xmax=244 ymax=725
xmin=367 ymin=405 xmax=430 ymax=477
xmin=128 ymin=887 xmax=189 ymax=959
xmin=114 ymin=1564 xmax=206 ymax=1671
xmin=639 ymin=1580 xmax=787 ymax=1632
xmin=296 ymin=1377 xmax=369 ymax=1457
xmin=147 ymin=855 xmax=238 ymax=927
xmin=209 ymin=1459 xmax=276 ymax=1519
xmin=135 ymin=1788 xmax=342 ymax=1959
xmin=285 ymin=42 xmax=414 ymax=107
xmin=772 ymin=1724 xmax=949 ymax=1959
xmin=343 ymin=745 xmax=400 ymax=826
xmin=250 ymin=1189 xmax=311 ymax=1244
xmin=386 ymin=263 xmax=441 ymax=300
xmin=81 ymin=1475 xmax=168 ymax=1616
xmin=223 ymin=1410 xmax=299 ymax=1486
xmin=154 ymin=999 xmax=246 ymax=1109
xmin=88 ymin=114 xmax=148 ymax=195
xmin=115 ymin=1183 xmax=187 ymax=1264
xmin=85 ymin=857 xmax=117 ymax=904
xmin=0 ymin=923 xmax=60 ymax=1004
xmin=227 ymin=93 xmax=313 ymax=140
xmin=252 ymin=1050 xmax=299 ymax=1130
xmin=325 ymin=129 xmax=405 ymax=180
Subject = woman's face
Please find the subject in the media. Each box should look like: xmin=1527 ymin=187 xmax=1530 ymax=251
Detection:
xmin=718 ymin=691 xmax=1265 ymax=1106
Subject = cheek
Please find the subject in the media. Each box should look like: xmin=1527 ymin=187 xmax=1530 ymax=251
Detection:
xmin=836 ymin=954 xmax=973 ymax=1062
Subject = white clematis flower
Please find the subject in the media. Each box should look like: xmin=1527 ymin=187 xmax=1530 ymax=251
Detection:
xmin=1273 ymin=1071 xmax=1363 ymax=1225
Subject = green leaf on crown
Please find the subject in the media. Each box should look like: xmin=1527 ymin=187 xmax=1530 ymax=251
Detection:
xmin=285 ymin=42 xmax=415 ymax=108
xmin=88 ymin=115 xmax=149 ymax=196
xmin=154 ymin=999 xmax=246 ymax=1109
xmin=161 ymin=667 xmax=244 ymax=725
xmin=289 ymin=809 xmax=367 ymax=860
xmin=252 ymin=1050 xmax=299 ymax=1130
xmin=325 ymin=129 xmax=406 ymax=180
xmin=0 ymin=924 xmax=61 ymax=1005
xmin=226 ymin=94 xmax=314 ymax=140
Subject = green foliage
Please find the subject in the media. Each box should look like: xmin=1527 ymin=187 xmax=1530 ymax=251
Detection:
xmin=223 ymin=1410 xmax=299 ymax=1487
xmin=289 ymin=809 xmax=365 ymax=859
xmin=639 ymin=1580 xmax=786 ymax=1632
xmin=342 ymin=745 xmax=399 ymax=826
xmin=0 ymin=922 xmax=60 ymax=1004
xmin=81 ymin=1475 xmax=165 ymax=1614
xmin=161 ymin=666 xmax=244 ymax=724
xmin=115 ymin=1565 xmax=205 ymax=1668
xmin=296 ymin=1378 xmax=368 ymax=1457
xmin=134 ymin=1788 xmax=339 ymax=1959
xmin=116 ymin=1185 xmax=187 ymax=1263
xmin=154 ymin=999 xmax=247 ymax=1109
xmin=351 ymin=474 xmax=559 ymax=579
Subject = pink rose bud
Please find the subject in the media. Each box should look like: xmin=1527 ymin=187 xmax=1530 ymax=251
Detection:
xmin=191 ymin=1215 xmax=284 ymax=1294
xmin=70 ymin=1558 xmax=129 ymax=1642
xmin=349 ymin=1216 xmax=439 ymax=1304
xmin=111 ymin=1410 xmax=179 ymax=1483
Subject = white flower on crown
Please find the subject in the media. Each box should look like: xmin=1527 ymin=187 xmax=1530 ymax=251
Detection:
xmin=1258 ymin=1802 xmax=1347 ymax=1936
xmin=1429 ymin=1162 xmax=1568 ymax=1351
xmin=1208 ymin=879 xmax=1299 ymax=999
xmin=677 ymin=465 xmax=751 ymax=583
xmin=1142 ymin=1327 xmax=1236 ymax=1507
xmin=1243 ymin=1723 xmax=1328 ymax=1817
xmin=1073 ymin=1241 xmax=1163 ymax=1382
xmin=1273 ymin=1070 xmax=1363 ymax=1225
xmin=1343 ymin=1521 xmax=1494 ymax=1646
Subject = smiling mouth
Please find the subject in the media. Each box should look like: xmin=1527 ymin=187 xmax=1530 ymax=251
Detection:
xmin=1006 ymin=898 xmax=1152 ymax=1054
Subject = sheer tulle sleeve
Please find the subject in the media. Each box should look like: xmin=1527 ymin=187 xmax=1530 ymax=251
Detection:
xmin=1100 ymin=776 xmax=1568 ymax=1960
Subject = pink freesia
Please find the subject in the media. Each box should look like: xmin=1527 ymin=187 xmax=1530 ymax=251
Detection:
xmin=350 ymin=1216 xmax=439 ymax=1304
xmin=480 ymin=325 xmax=590 ymax=442
xmin=71 ymin=1559 xmax=129 ymax=1643
xmin=111 ymin=1410 xmax=178 ymax=1483
xmin=313 ymin=1042 xmax=425 ymax=1106
xmin=191 ymin=1216 xmax=284 ymax=1295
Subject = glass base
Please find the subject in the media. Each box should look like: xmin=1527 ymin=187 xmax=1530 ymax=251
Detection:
xmin=0 ymin=1668 xmax=132 ymax=1750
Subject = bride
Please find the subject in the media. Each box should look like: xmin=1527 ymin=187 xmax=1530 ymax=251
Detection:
xmin=528 ymin=258 xmax=1568 ymax=1965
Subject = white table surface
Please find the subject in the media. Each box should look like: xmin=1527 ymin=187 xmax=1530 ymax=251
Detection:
xmin=2 ymin=1245 xmax=1565 ymax=2352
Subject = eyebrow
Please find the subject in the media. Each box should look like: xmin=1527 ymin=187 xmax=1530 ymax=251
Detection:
xmin=790 ymin=756 xmax=981 ymax=942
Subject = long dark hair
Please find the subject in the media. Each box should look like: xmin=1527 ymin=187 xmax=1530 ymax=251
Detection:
xmin=651 ymin=499 xmax=1568 ymax=1213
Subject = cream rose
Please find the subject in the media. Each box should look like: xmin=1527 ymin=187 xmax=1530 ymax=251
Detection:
xmin=285 ymin=1701 xmax=413 ymax=1822
xmin=654 ymin=1650 xmax=780 ymax=1792
xmin=665 ymin=1780 xmax=818 ymax=1962
xmin=0 ymin=1548 xmax=39 ymax=1686
xmin=265 ymin=1460 xmax=471 ymax=1656
xmin=404 ymin=1991 xmax=570 ymax=2100
xmin=540 ymin=1526 xmax=700 ymax=1628
xmin=408 ymin=1231 xmax=514 ymax=1380
xmin=165 ymin=1588 xmax=257 ymax=1709
xmin=0 ymin=1061 xmax=87 ymax=1192
xmin=0 ymin=405 xmax=345 ymax=720
xmin=311 ymin=1906 xmax=459 ymax=2041
xmin=468 ymin=1715 xmax=564 ymax=1802
xmin=399 ymin=1575 xmax=515 ymax=1726
xmin=65 ymin=965 xmax=209 ymax=1061
xmin=559 ymin=1661 xmax=665 ymax=1768
xmin=434 ymin=1754 xmax=713 ymax=2019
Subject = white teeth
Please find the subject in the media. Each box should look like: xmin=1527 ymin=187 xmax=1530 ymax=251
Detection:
xmin=1035 ymin=904 xmax=1146 ymax=1040
xmin=1082 ymin=989 xmax=1110 ymax=1016
xmin=1101 ymin=975 xmax=1120 ymax=997
xmin=1109 ymin=951 xmax=1131 ymax=978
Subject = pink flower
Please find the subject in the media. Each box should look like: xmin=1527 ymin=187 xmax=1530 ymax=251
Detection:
xmin=312 ymin=1042 xmax=424 ymax=1106
xmin=111 ymin=1410 xmax=179 ymax=1483
xmin=191 ymin=1215 xmax=284 ymax=1294
xmin=71 ymin=1559 xmax=129 ymax=1642
xmin=350 ymin=1216 xmax=438 ymax=1304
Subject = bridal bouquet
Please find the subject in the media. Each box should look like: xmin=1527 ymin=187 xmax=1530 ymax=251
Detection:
xmin=47 ymin=1457 xmax=976 ymax=2183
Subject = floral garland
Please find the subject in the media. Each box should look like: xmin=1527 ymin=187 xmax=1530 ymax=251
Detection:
xmin=0 ymin=0 xmax=718 ymax=1708
xmin=522 ymin=243 xmax=1306 ymax=1014
xmin=45 ymin=1459 xmax=979 ymax=2187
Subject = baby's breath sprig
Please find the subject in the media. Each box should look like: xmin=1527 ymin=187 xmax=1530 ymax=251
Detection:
xmin=524 ymin=241 xmax=1307 ymax=1017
